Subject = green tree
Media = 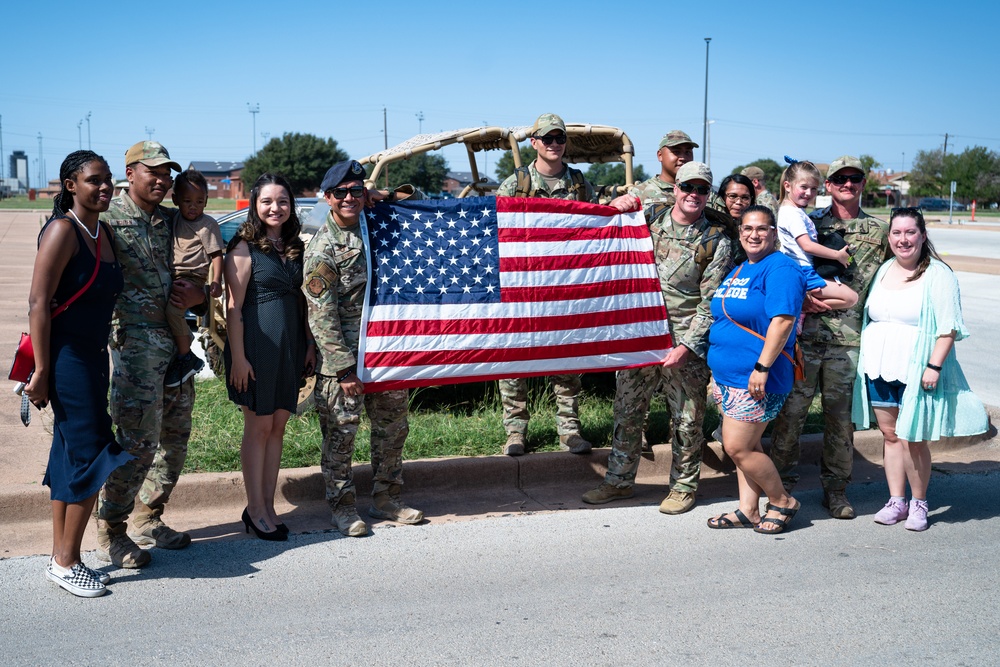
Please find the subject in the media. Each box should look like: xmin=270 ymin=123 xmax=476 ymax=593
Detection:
xmin=948 ymin=146 xmax=1000 ymax=204
xmin=908 ymin=148 xmax=946 ymax=197
xmin=859 ymin=154 xmax=883 ymax=206
xmin=242 ymin=132 xmax=347 ymax=196
xmin=584 ymin=162 xmax=649 ymax=187
xmin=382 ymin=153 xmax=449 ymax=193
xmin=494 ymin=146 xmax=536 ymax=181
xmin=732 ymin=158 xmax=783 ymax=195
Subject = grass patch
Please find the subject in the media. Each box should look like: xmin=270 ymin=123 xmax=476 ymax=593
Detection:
xmin=185 ymin=373 xmax=827 ymax=474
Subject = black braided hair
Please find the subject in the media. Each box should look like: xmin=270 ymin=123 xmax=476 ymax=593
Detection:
xmin=52 ymin=150 xmax=107 ymax=218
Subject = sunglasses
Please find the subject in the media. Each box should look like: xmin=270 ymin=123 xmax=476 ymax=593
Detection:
xmin=828 ymin=173 xmax=865 ymax=185
xmin=533 ymin=134 xmax=567 ymax=145
xmin=890 ymin=206 xmax=922 ymax=219
xmin=678 ymin=182 xmax=711 ymax=196
xmin=329 ymin=185 xmax=365 ymax=200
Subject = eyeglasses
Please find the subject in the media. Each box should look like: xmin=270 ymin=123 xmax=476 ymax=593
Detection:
xmin=533 ymin=134 xmax=567 ymax=145
xmin=740 ymin=225 xmax=773 ymax=235
xmin=828 ymin=173 xmax=865 ymax=185
xmin=725 ymin=193 xmax=752 ymax=203
xmin=329 ymin=186 xmax=365 ymax=200
xmin=678 ymin=182 xmax=711 ymax=196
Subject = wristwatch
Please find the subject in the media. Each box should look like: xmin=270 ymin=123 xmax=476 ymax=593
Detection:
xmin=754 ymin=362 xmax=770 ymax=373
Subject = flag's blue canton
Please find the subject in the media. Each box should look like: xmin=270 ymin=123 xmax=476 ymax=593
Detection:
xmin=366 ymin=196 xmax=501 ymax=305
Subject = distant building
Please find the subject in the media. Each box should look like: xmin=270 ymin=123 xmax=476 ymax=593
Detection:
xmin=10 ymin=150 xmax=29 ymax=190
xmin=442 ymin=170 xmax=497 ymax=197
xmin=186 ymin=161 xmax=244 ymax=199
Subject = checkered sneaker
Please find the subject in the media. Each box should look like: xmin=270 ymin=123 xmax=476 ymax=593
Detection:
xmin=50 ymin=557 xmax=111 ymax=585
xmin=46 ymin=561 xmax=107 ymax=598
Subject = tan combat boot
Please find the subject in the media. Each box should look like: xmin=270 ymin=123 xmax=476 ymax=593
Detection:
xmin=581 ymin=482 xmax=634 ymax=505
xmin=130 ymin=501 xmax=191 ymax=549
xmin=369 ymin=487 xmax=423 ymax=525
xmin=331 ymin=498 xmax=368 ymax=537
xmin=559 ymin=433 xmax=592 ymax=455
xmin=96 ymin=519 xmax=151 ymax=569
xmin=658 ymin=489 xmax=696 ymax=515
xmin=503 ymin=433 xmax=526 ymax=457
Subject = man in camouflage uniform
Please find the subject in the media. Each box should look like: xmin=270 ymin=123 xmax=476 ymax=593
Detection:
xmin=95 ymin=141 xmax=206 ymax=568
xmin=583 ymin=162 xmax=733 ymax=514
xmin=622 ymin=130 xmax=698 ymax=220
xmin=304 ymin=159 xmax=422 ymax=537
xmin=493 ymin=113 xmax=596 ymax=457
xmin=741 ymin=166 xmax=778 ymax=216
xmin=768 ymin=156 xmax=889 ymax=518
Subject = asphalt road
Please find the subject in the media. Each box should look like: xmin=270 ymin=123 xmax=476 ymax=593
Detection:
xmin=3 ymin=471 xmax=999 ymax=666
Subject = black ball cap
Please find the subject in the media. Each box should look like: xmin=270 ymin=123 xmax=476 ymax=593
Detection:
xmin=321 ymin=160 xmax=366 ymax=192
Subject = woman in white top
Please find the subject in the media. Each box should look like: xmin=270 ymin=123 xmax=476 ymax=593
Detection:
xmin=854 ymin=207 xmax=988 ymax=531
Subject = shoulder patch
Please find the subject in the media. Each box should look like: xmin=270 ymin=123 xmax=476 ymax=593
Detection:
xmin=306 ymin=262 xmax=337 ymax=297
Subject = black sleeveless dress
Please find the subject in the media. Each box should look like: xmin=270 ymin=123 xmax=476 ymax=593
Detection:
xmin=224 ymin=243 xmax=305 ymax=415
xmin=42 ymin=219 xmax=134 ymax=503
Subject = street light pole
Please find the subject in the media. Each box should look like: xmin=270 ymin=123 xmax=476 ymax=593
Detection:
xmin=37 ymin=133 xmax=43 ymax=188
xmin=77 ymin=120 xmax=83 ymax=149
xmin=145 ymin=126 xmax=155 ymax=141
xmin=702 ymin=37 xmax=712 ymax=163
xmin=85 ymin=112 xmax=91 ymax=150
xmin=247 ymin=103 xmax=260 ymax=153
xmin=416 ymin=111 xmax=424 ymax=134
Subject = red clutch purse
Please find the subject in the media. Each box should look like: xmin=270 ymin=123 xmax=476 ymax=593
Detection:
xmin=8 ymin=332 xmax=34 ymax=383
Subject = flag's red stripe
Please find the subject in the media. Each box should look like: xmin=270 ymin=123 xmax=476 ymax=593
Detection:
xmin=500 ymin=250 xmax=655 ymax=272
xmin=363 ymin=355 xmax=669 ymax=392
xmin=496 ymin=196 xmax=622 ymax=217
xmin=498 ymin=225 xmax=648 ymax=243
xmin=500 ymin=278 xmax=660 ymax=303
xmin=365 ymin=334 xmax=672 ymax=368
xmin=366 ymin=305 xmax=668 ymax=337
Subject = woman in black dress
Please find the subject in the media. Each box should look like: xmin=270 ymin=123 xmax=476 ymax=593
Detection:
xmin=25 ymin=151 xmax=133 ymax=597
xmin=225 ymin=173 xmax=315 ymax=540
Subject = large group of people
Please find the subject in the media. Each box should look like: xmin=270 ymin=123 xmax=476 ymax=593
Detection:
xmin=23 ymin=113 xmax=989 ymax=598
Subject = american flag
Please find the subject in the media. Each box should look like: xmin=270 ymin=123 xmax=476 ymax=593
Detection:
xmin=357 ymin=195 xmax=672 ymax=391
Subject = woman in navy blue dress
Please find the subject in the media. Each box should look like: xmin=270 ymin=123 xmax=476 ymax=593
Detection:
xmin=24 ymin=151 xmax=133 ymax=597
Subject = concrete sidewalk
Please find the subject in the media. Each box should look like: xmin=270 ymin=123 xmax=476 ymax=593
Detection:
xmin=2 ymin=209 xmax=998 ymax=560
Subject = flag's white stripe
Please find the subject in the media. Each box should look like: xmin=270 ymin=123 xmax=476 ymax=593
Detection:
xmin=362 ymin=349 xmax=669 ymax=383
xmin=365 ymin=320 xmax=670 ymax=352
xmin=498 ymin=235 xmax=653 ymax=258
xmin=501 ymin=262 xmax=657 ymax=288
xmin=497 ymin=209 xmax=646 ymax=230
xmin=366 ymin=291 xmax=665 ymax=321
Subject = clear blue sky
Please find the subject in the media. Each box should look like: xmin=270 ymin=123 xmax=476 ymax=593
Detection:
xmin=3 ymin=0 xmax=997 ymax=188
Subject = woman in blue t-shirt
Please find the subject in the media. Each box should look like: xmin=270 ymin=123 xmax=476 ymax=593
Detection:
xmin=706 ymin=206 xmax=806 ymax=534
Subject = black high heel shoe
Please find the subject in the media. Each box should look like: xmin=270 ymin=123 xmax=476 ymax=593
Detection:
xmin=241 ymin=508 xmax=287 ymax=542
xmin=275 ymin=522 xmax=289 ymax=536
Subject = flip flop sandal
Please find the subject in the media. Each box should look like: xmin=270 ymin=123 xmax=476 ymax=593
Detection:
xmin=754 ymin=502 xmax=800 ymax=535
xmin=707 ymin=508 xmax=756 ymax=529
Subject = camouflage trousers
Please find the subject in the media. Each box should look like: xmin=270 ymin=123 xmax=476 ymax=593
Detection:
xmin=96 ymin=326 xmax=193 ymax=528
xmin=314 ymin=374 xmax=409 ymax=509
xmin=605 ymin=355 xmax=711 ymax=491
xmin=769 ymin=341 xmax=859 ymax=493
xmin=499 ymin=375 xmax=582 ymax=436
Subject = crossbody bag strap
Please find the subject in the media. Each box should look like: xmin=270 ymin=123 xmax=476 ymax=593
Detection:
xmin=51 ymin=221 xmax=102 ymax=319
xmin=720 ymin=263 xmax=797 ymax=368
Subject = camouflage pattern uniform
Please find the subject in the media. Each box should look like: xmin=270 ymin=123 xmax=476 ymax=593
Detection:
xmin=304 ymin=212 xmax=409 ymax=510
xmin=96 ymin=191 xmax=194 ymax=532
xmin=755 ymin=189 xmax=779 ymax=217
xmin=495 ymin=161 xmax=595 ymax=440
xmin=604 ymin=207 xmax=733 ymax=490
xmin=628 ymin=177 xmax=676 ymax=223
xmin=769 ymin=207 xmax=889 ymax=491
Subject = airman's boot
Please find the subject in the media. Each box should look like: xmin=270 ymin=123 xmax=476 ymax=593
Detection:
xmin=581 ymin=482 xmax=634 ymax=505
xmin=332 ymin=496 xmax=368 ymax=537
xmin=130 ymin=501 xmax=191 ymax=549
xmin=96 ymin=519 xmax=151 ymax=569
xmin=369 ymin=487 xmax=423 ymax=525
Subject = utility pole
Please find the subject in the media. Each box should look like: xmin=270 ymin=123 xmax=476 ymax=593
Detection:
xmin=261 ymin=131 xmax=270 ymax=145
xmin=247 ymin=103 xmax=260 ymax=153
xmin=943 ymin=132 xmax=949 ymax=156
xmin=0 ymin=114 xmax=4 ymax=182
xmin=383 ymin=106 xmax=389 ymax=189
xmin=77 ymin=120 xmax=83 ymax=149
xmin=37 ymin=133 xmax=43 ymax=188
xmin=702 ymin=37 xmax=712 ymax=163
xmin=85 ymin=112 xmax=91 ymax=150
xmin=145 ymin=126 xmax=155 ymax=141
xmin=416 ymin=111 xmax=424 ymax=134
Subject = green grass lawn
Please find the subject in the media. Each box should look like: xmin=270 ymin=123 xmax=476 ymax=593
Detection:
xmin=0 ymin=196 xmax=240 ymax=212
xmin=185 ymin=374 xmax=829 ymax=474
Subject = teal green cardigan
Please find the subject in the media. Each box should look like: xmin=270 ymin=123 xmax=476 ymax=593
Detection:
xmin=852 ymin=258 xmax=989 ymax=441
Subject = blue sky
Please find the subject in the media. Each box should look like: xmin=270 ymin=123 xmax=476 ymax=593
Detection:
xmin=3 ymin=0 xmax=997 ymax=188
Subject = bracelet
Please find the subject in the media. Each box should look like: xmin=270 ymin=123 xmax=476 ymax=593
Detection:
xmin=337 ymin=370 xmax=354 ymax=382
xmin=306 ymin=339 xmax=316 ymax=347
xmin=753 ymin=362 xmax=770 ymax=373
xmin=926 ymin=362 xmax=942 ymax=372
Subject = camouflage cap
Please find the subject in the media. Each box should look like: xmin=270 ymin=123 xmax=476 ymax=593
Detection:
xmin=320 ymin=159 xmax=366 ymax=192
xmin=531 ymin=113 xmax=566 ymax=137
xmin=675 ymin=161 xmax=713 ymax=186
xmin=741 ymin=166 xmax=765 ymax=181
xmin=827 ymin=155 xmax=865 ymax=179
xmin=658 ymin=130 xmax=699 ymax=150
xmin=124 ymin=141 xmax=182 ymax=171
